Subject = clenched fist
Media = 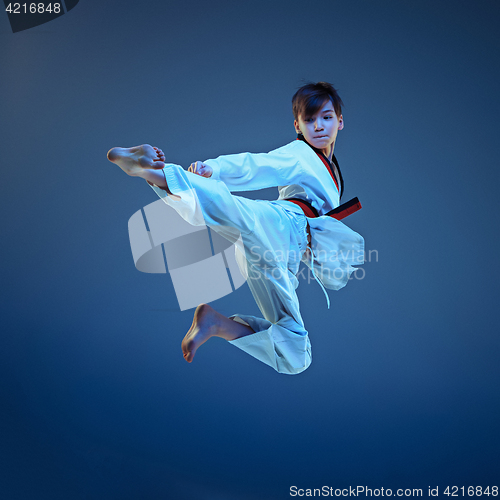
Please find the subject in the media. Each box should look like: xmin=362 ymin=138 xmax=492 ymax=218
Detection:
xmin=188 ymin=161 xmax=213 ymax=178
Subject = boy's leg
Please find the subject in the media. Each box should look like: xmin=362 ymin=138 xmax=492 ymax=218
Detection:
xmin=107 ymin=145 xmax=268 ymax=350
xmin=107 ymin=146 xmax=310 ymax=372
xmin=227 ymin=208 xmax=312 ymax=375
xmin=108 ymin=143 xmax=260 ymax=235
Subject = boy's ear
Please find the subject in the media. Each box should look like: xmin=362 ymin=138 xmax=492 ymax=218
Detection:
xmin=294 ymin=119 xmax=301 ymax=134
xmin=338 ymin=115 xmax=344 ymax=130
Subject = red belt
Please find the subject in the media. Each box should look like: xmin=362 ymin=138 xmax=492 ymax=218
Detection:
xmin=286 ymin=197 xmax=362 ymax=221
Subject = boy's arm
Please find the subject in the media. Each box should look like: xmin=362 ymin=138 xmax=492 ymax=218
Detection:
xmin=202 ymin=149 xmax=303 ymax=192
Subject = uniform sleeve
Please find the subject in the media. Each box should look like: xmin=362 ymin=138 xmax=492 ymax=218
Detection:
xmin=203 ymin=148 xmax=303 ymax=192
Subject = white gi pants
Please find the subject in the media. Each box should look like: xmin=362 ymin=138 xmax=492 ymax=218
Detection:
xmin=150 ymin=164 xmax=312 ymax=375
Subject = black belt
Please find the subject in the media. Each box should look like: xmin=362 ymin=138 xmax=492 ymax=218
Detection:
xmin=286 ymin=197 xmax=362 ymax=221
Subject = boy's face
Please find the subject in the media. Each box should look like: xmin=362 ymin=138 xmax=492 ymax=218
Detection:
xmin=294 ymin=99 xmax=344 ymax=152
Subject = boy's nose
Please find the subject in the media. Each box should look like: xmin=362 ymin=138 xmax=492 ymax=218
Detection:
xmin=314 ymin=121 xmax=323 ymax=130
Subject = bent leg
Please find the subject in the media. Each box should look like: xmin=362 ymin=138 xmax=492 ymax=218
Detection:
xmin=228 ymin=206 xmax=312 ymax=375
xmin=228 ymin=260 xmax=312 ymax=375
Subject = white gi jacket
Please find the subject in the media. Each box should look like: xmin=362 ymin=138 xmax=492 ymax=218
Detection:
xmin=204 ymin=139 xmax=364 ymax=292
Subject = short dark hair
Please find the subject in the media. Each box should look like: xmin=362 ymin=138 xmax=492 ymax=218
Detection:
xmin=292 ymin=81 xmax=344 ymax=121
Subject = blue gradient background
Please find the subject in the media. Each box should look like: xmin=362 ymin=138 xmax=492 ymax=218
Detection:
xmin=1 ymin=1 xmax=499 ymax=499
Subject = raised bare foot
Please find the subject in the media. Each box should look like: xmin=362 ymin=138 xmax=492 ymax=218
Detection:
xmin=107 ymin=145 xmax=165 ymax=176
xmin=181 ymin=303 xmax=219 ymax=363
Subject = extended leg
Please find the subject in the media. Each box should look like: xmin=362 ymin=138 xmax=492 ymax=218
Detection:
xmin=111 ymin=150 xmax=311 ymax=373
xmin=107 ymin=145 xmax=255 ymax=363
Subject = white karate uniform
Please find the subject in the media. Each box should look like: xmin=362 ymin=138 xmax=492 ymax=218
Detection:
xmin=148 ymin=139 xmax=364 ymax=374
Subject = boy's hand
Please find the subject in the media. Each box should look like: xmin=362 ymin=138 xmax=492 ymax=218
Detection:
xmin=188 ymin=161 xmax=213 ymax=178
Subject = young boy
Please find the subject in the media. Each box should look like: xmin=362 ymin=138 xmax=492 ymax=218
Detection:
xmin=107 ymin=82 xmax=364 ymax=375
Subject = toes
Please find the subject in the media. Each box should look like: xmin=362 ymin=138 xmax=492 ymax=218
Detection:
xmin=182 ymin=336 xmax=195 ymax=363
xmin=153 ymin=147 xmax=165 ymax=162
xmin=151 ymin=160 xmax=165 ymax=169
xmin=182 ymin=346 xmax=194 ymax=363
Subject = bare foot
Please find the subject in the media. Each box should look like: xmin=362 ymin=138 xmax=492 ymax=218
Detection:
xmin=181 ymin=304 xmax=255 ymax=363
xmin=107 ymin=145 xmax=165 ymax=176
xmin=181 ymin=304 xmax=219 ymax=363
